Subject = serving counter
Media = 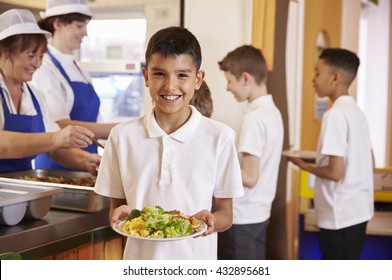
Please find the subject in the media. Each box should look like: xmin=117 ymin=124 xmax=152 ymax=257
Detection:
xmin=0 ymin=208 xmax=124 ymax=260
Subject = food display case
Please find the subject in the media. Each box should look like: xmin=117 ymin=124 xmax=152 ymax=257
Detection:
xmin=0 ymin=169 xmax=109 ymax=213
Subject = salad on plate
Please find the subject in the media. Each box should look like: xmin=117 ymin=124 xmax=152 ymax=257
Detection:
xmin=113 ymin=205 xmax=206 ymax=240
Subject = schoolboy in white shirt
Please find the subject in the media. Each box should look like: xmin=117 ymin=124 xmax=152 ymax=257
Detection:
xmin=94 ymin=26 xmax=244 ymax=260
xmin=217 ymin=45 xmax=284 ymax=260
xmin=286 ymin=48 xmax=374 ymax=260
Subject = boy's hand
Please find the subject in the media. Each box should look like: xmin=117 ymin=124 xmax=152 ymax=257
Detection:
xmin=193 ymin=209 xmax=215 ymax=237
xmin=286 ymin=156 xmax=307 ymax=169
xmin=286 ymin=157 xmax=305 ymax=167
xmin=111 ymin=204 xmax=132 ymax=224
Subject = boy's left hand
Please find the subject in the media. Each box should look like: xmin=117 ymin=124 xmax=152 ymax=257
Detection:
xmin=193 ymin=209 xmax=215 ymax=237
xmin=286 ymin=156 xmax=307 ymax=169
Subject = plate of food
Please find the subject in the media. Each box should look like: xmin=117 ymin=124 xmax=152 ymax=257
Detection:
xmin=282 ymin=150 xmax=317 ymax=163
xmin=112 ymin=205 xmax=208 ymax=241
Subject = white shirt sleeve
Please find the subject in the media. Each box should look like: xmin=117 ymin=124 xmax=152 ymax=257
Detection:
xmin=238 ymin=112 xmax=265 ymax=158
xmin=320 ymin=109 xmax=347 ymax=157
xmin=94 ymin=126 xmax=126 ymax=199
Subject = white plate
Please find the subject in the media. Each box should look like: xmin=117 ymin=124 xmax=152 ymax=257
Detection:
xmin=282 ymin=150 xmax=316 ymax=161
xmin=112 ymin=218 xmax=208 ymax=241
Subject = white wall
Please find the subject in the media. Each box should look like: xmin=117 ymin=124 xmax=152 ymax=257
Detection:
xmin=340 ymin=0 xmax=391 ymax=167
xmin=183 ymin=0 xmax=252 ymax=134
xmin=357 ymin=0 xmax=390 ymax=167
xmin=286 ymin=0 xmax=304 ymax=150
xmin=341 ymin=0 xmax=361 ymax=97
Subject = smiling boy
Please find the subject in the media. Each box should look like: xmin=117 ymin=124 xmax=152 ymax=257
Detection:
xmin=94 ymin=26 xmax=244 ymax=260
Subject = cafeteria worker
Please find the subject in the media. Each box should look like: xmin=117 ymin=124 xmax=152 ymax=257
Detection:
xmin=32 ymin=0 xmax=117 ymax=170
xmin=0 ymin=9 xmax=99 ymax=174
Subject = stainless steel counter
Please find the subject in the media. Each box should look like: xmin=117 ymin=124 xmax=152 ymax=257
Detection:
xmin=0 ymin=208 xmax=111 ymax=256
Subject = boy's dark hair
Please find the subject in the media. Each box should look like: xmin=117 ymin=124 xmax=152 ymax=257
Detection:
xmin=218 ymin=45 xmax=267 ymax=85
xmin=145 ymin=26 xmax=202 ymax=71
xmin=190 ymin=80 xmax=213 ymax=118
xmin=319 ymin=48 xmax=360 ymax=86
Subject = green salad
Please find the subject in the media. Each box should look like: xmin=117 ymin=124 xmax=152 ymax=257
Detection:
xmin=121 ymin=206 xmax=196 ymax=238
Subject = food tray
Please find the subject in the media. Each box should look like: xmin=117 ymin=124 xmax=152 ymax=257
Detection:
xmin=0 ymin=178 xmax=63 ymax=226
xmin=0 ymin=169 xmax=109 ymax=213
xmin=282 ymin=150 xmax=316 ymax=163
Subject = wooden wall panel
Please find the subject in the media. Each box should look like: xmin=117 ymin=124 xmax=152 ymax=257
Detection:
xmin=93 ymin=241 xmax=105 ymax=260
xmin=77 ymin=243 xmax=94 ymax=260
xmin=301 ymin=0 xmax=342 ymax=150
xmin=252 ymin=0 xmax=276 ymax=70
xmin=263 ymin=0 xmax=290 ymax=260
xmin=54 ymin=249 xmax=78 ymax=260
xmin=104 ymin=236 xmax=124 ymax=260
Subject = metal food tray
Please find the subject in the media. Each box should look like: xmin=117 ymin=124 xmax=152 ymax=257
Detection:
xmin=0 ymin=169 xmax=109 ymax=213
xmin=0 ymin=178 xmax=63 ymax=226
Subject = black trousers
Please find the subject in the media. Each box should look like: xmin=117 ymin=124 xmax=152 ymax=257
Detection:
xmin=319 ymin=221 xmax=368 ymax=260
xmin=218 ymin=220 xmax=270 ymax=260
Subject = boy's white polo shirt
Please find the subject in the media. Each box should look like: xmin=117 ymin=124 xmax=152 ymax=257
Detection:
xmin=233 ymin=94 xmax=284 ymax=224
xmin=95 ymin=105 xmax=244 ymax=259
xmin=315 ymin=96 xmax=374 ymax=230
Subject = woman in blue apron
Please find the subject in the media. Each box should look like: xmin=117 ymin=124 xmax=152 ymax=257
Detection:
xmin=0 ymin=9 xmax=99 ymax=174
xmin=32 ymin=0 xmax=118 ymax=170
xmin=0 ymin=86 xmax=45 ymax=173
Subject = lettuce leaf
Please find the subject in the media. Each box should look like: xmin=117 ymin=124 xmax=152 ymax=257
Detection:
xmin=130 ymin=205 xmax=193 ymax=238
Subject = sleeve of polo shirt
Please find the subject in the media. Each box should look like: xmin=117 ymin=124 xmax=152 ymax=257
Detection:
xmin=320 ymin=109 xmax=348 ymax=157
xmin=214 ymin=129 xmax=244 ymax=198
xmin=94 ymin=128 xmax=126 ymax=199
xmin=237 ymin=113 xmax=265 ymax=158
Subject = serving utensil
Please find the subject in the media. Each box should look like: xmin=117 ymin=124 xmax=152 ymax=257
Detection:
xmin=90 ymin=137 xmax=105 ymax=149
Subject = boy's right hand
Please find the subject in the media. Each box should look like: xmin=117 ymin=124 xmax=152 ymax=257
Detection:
xmin=193 ymin=209 xmax=215 ymax=236
xmin=53 ymin=125 xmax=94 ymax=149
xmin=111 ymin=204 xmax=132 ymax=224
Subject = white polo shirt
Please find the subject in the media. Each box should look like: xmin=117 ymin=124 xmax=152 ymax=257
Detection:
xmin=94 ymin=105 xmax=244 ymax=259
xmin=0 ymin=74 xmax=59 ymax=132
xmin=31 ymin=45 xmax=103 ymax=123
xmin=233 ymin=95 xmax=284 ymax=224
xmin=315 ymin=95 xmax=374 ymax=230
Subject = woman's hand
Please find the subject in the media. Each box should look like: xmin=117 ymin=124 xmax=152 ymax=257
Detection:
xmin=53 ymin=125 xmax=94 ymax=149
xmin=84 ymin=153 xmax=101 ymax=176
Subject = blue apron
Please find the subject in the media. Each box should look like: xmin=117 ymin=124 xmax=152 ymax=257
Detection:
xmin=0 ymin=85 xmax=45 ymax=173
xmin=34 ymin=51 xmax=100 ymax=170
